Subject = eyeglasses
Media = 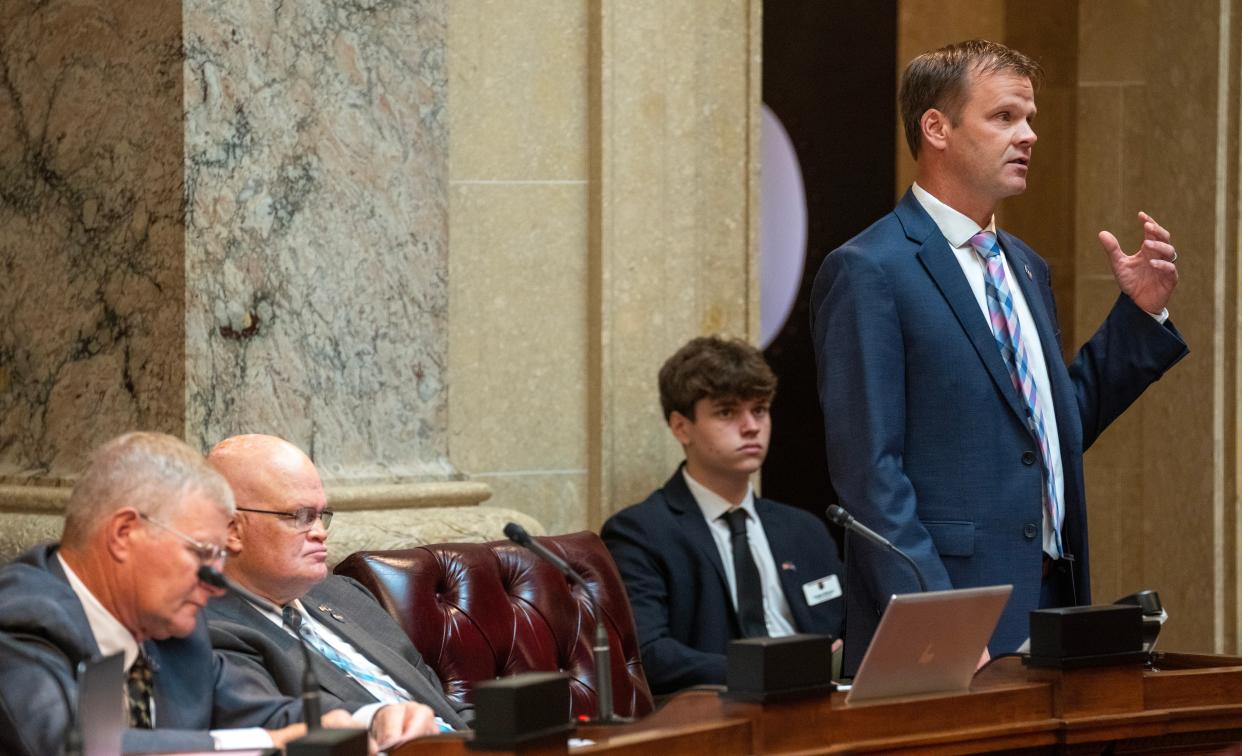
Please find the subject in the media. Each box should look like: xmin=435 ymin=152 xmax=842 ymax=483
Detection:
xmin=236 ymin=506 xmax=334 ymax=531
xmin=138 ymin=513 xmax=228 ymax=566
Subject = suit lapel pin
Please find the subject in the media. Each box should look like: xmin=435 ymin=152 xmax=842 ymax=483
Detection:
xmin=1024 ymin=263 xmax=1033 ymax=281
xmin=318 ymin=604 xmax=345 ymax=622
xmin=781 ymin=561 xmax=796 ymax=572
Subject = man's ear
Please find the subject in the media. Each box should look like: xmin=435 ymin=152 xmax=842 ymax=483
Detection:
xmin=104 ymin=508 xmax=142 ymax=563
xmin=920 ymin=108 xmax=951 ymax=153
xmin=668 ymin=411 xmax=693 ymax=446
xmin=226 ymin=515 xmax=244 ymax=556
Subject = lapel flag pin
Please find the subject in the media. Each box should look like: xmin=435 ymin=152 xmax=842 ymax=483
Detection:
xmin=781 ymin=561 xmax=796 ymax=572
xmin=319 ymin=604 xmax=345 ymax=621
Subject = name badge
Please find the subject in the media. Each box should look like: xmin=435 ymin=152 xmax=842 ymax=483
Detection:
xmin=802 ymin=574 xmax=842 ymax=607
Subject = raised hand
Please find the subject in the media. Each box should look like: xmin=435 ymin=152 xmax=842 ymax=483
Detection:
xmin=1097 ymin=211 xmax=1178 ymax=315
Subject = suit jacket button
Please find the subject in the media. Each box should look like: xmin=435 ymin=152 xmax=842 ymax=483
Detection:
xmin=1021 ymin=451 xmax=1037 ymax=465
xmin=1023 ymin=523 xmax=1038 ymax=539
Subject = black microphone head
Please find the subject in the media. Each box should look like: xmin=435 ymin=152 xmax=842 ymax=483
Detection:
xmin=503 ymin=522 xmax=531 ymax=545
xmin=825 ymin=505 xmax=850 ymax=527
xmin=197 ymin=565 xmax=227 ymax=590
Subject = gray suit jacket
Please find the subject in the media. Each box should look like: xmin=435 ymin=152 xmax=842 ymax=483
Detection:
xmin=0 ymin=544 xmax=306 ymax=756
xmin=206 ymin=575 xmax=471 ymax=729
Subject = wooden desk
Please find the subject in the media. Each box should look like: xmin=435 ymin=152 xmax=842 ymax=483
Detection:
xmin=393 ymin=652 xmax=1242 ymax=755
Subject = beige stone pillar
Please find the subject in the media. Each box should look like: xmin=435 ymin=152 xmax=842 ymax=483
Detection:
xmin=1074 ymin=0 xmax=1239 ymax=653
xmin=587 ymin=0 xmax=762 ymax=528
xmin=446 ymin=1 xmax=761 ymax=534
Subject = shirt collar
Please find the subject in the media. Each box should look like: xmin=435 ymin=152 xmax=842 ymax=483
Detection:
xmin=911 ymin=182 xmax=997 ymax=248
xmin=682 ymin=468 xmax=757 ymax=523
xmin=226 ymin=580 xmax=307 ymax=629
xmin=57 ymin=552 xmax=141 ymax=669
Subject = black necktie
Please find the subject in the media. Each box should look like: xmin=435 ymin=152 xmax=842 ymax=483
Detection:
xmin=723 ymin=508 xmax=768 ymax=638
xmin=126 ymin=652 xmax=154 ymax=729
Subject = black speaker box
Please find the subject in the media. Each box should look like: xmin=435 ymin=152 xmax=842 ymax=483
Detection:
xmin=1025 ymin=604 xmax=1146 ymax=669
xmin=724 ymin=633 xmax=836 ymax=702
xmin=468 ymin=671 xmax=573 ymax=750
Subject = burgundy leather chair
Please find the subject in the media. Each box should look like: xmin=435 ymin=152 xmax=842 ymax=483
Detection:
xmin=333 ymin=531 xmax=655 ymax=719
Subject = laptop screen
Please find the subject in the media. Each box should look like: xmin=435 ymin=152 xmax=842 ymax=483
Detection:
xmin=77 ymin=651 xmax=124 ymax=756
xmin=846 ymin=584 xmax=1012 ymax=704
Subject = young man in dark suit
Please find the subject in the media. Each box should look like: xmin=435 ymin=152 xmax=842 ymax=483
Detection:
xmin=602 ymin=336 xmax=844 ymax=695
xmin=204 ymin=434 xmax=472 ymax=750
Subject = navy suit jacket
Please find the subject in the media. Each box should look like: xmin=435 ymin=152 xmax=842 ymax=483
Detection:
xmin=601 ymin=469 xmax=845 ymax=695
xmin=0 ymin=544 xmax=305 ymax=756
xmin=206 ymin=574 xmax=471 ymax=730
xmin=810 ymin=189 xmax=1188 ymax=672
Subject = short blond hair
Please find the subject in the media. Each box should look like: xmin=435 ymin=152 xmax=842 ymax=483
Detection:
xmin=61 ymin=432 xmax=235 ymax=547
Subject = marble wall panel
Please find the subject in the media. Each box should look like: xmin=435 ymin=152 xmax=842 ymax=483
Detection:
xmin=183 ymin=0 xmax=452 ymax=483
xmin=0 ymin=0 xmax=186 ymax=482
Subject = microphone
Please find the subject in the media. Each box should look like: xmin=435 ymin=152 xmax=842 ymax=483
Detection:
xmin=198 ymin=566 xmax=322 ymax=730
xmin=503 ymin=523 xmax=624 ymax=724
xmin=825 ymin=505 xmax=928 ymax=593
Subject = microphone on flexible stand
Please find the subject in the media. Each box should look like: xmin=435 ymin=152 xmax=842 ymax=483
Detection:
xmin=503 ymin=523 xmax=627 ymax=724
xmin=197 ymin=566 xmax=322 ymax=729
xmin=825 ymin=505 xmax=929 ymax=593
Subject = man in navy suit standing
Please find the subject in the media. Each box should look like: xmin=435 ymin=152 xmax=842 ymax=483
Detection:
xmin=812 ymin=39 xmax=1188 ymax=673
xmin=603 ymin=336 xmax=845 ymax=695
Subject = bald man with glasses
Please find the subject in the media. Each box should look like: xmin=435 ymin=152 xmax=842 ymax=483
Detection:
xmin=204 ymin=434 xmax=472 ymax=751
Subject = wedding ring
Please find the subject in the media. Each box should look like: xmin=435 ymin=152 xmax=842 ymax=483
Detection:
xmin=1170 ymin=251 xmax=1178 ymax=262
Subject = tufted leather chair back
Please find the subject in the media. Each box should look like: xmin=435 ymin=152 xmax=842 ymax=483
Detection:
xmin=334 ymin=531 xmax=654 ymax=719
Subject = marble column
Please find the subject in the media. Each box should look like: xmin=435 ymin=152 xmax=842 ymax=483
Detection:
xmin=0 ymin=0 xmax=530 ymax=562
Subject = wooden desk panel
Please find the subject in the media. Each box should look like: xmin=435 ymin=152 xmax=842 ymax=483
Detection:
xmin=393 ymin=652 xmax=1242 ymax=755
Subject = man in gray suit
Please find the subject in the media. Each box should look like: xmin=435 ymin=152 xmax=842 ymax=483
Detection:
xmin=0 ymin=431 xmax=359 ymax=756
xmin=204 ymin=434 xmax=472 ymax=748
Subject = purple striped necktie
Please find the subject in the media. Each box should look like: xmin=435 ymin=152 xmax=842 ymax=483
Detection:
xmin=968 ymin=231 xmax=1062 ymax=558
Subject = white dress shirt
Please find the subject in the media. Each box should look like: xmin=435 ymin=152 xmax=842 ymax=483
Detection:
xmin=236 ymin=587 xmax=396 ymax=727
xmin=683 ymin=469 xmax=797 ymax=636
xmin=57 ymin=553 xmax=271 ymax=750
xmin=910 ymin=183 xmax=1064 ymax=557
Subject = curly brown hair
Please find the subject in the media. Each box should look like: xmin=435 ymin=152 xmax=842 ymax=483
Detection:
xmin=658 ymin=336 xmax=777 ymax=421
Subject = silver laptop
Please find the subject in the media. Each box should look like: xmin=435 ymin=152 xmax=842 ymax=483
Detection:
xmin=77 ymin=651 xmax=124 ymax=756
xmin=846 ymin=584 xmax=1011 ymax=704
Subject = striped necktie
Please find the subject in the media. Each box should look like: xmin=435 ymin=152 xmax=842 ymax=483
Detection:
xmin=281 ymin=605 xmax=411 ymax=706
xmin=969 ymin=231 xmax=1063 ymax=558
